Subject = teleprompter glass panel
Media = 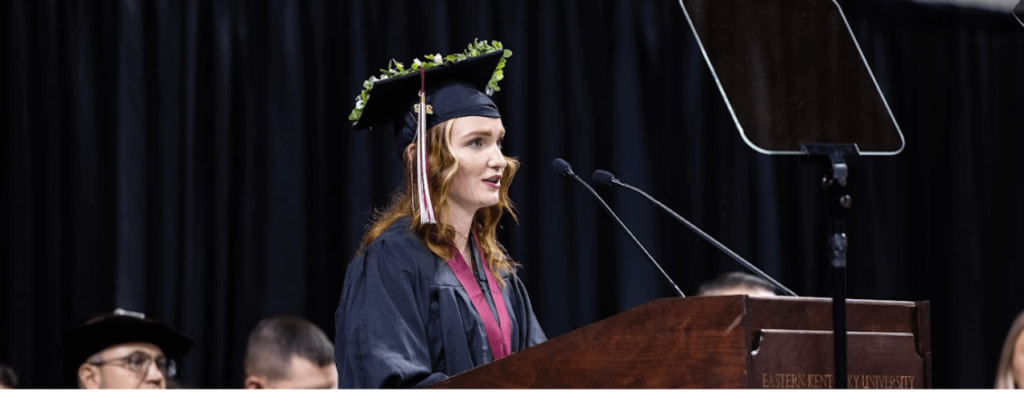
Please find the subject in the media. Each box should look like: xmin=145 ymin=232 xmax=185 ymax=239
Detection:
xmin=678 ymin=0 xmax=904 ymax=155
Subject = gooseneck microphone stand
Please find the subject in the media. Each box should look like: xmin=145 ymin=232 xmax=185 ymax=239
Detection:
xmin=593 ymin=170 xmax=797 ymax=298
xmin=551 ymin=159 xmax=686 ymax=298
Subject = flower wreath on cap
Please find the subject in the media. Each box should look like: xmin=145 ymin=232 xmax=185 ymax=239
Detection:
xmin=348 ymin=39 xmax=512 ymax=125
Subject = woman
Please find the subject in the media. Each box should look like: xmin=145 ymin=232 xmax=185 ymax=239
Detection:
xmin=335 ymin=41 xmax=546 ymax=388
xmin=994 ymin=310 xmax=1024 ymax=389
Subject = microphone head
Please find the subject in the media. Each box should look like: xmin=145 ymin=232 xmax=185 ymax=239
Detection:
xmin=593 ymin=170 xmax=616 ymax=186
xmin=551 ymin=158 xmax=573 ymax=176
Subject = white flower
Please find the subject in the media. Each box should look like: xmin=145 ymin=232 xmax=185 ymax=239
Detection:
xmin=380 ymin=75 xmax=389 ymax=80
xmin=389 ymin=68 xmax=398 ymax=75
xmin=355 ymin=98 xmax=364 ymax=109
xmin=433 ymin=54 xmax=443 ymax=64
xmin=369 ymin=76 xmax=378 ymax=82
xmin=413 ymin=58 xmax=422 ymax=67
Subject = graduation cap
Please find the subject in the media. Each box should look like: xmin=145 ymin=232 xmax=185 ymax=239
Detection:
xmin=349 ymin=40 xmax=511 ymax=224
xmin=61 ymin=309 xmax=193 ymax=384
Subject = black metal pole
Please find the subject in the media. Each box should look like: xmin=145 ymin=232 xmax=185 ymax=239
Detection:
xmin=806 ymin=144 xmax=855 ymax=389
xmin=830 ymin=219 xmax=848 ymax=389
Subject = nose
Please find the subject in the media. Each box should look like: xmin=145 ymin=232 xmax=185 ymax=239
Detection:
xmin=145 ymin=360 xmax=167 ymax=388
xmin=488 ymin=144 xmax=507 ymax=171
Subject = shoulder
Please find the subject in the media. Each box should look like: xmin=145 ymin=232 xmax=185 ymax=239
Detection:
xmin=353 ymin=217 xmax=438 ymax=277
xmin=343 ymin=219 xmax=432 ymax=294
xmin=365 ymin=217 xmax=427 ymax=257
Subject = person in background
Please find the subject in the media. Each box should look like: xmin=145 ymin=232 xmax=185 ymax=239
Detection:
xmin=243 ymin=315 xmax=337 ymax=389
xmin=995 ymin=310 xmax=1024 ymax=389
xmin=62 ymin=309 xmax=192 ymax=389
xmin=0 ymin=364 xmax=19 ymax=389
xmin=697 ymin=271 xmax=778 ymax=297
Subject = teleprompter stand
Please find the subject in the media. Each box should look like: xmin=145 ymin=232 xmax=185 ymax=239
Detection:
xmin=801 ymin=143 xmax=859 ymax=386
xmin=678 ymin=0 xmax=905 ymax=388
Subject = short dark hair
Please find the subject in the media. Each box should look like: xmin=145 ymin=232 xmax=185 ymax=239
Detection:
xmin=243 ymin=315 xmax=334 ymax=381
xmin=697 ymin=271 xmax=777 ymax=296
xmin=0 ymin=364 xmax=20 ymax=389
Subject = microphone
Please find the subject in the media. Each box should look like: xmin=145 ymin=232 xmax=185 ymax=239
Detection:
xmin=593 ymin=169 xmax=797 ymax=297
xmin=551 ymin=158 xmax=574 ymax=177
xmin=552 ymin=159 xmax=685 ymax=297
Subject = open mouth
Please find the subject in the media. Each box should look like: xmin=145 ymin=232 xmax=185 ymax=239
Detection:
xmin=483 ymin=176 xmax=501 ymax=188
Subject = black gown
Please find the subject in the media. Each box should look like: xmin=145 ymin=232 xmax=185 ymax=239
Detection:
xmin=334 ymin=217 xmax=547 ymax=388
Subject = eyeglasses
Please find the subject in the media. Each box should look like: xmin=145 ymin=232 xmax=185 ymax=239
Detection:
xmin=90 ymin=351 xmax=177 ymax=378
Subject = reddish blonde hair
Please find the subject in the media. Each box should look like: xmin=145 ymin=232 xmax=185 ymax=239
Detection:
xmin=995 ymin=310 xmax=1024 ymax=389
xmin=360 ymin=118 xmax=520 ymax=284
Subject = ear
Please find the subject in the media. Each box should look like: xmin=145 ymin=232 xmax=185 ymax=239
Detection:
xmin=244 ymin=375 xmax=267 ymax=389
xmin=78 ymin=364 xmax=101 ymax=389
xmin=403 ymin=143 xmax=416 ymax=165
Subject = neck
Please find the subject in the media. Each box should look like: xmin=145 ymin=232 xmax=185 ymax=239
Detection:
xmin=448 ymin=204 xmax=477 ymax=257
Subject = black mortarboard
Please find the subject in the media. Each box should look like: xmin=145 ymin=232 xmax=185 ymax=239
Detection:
xmin=353 ymin=50 xmax=504 ymax=143
xmin=61 ymin=309 xmax=193 ymax=384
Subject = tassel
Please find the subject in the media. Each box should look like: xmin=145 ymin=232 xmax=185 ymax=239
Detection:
xmin=415 ymin=66 xmax=437 ymax=224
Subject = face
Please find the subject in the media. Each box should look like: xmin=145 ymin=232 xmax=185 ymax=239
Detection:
xmin=1013 ymin=330 xmax=1024 ymax=388
xmin=447 ymin=116 xmax=507 ymax=217
xmin=79 ymin=342 xmax=168 ymax=389
xmin=247 ymin=356 xmax=338 ymax=389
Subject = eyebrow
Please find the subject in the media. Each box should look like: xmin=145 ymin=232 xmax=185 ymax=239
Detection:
xmin=461 ymin=129 xmax=505 ymax=139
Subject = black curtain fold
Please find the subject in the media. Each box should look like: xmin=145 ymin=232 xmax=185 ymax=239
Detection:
xmin=3 ymin=0 xmax=1023 ymax=388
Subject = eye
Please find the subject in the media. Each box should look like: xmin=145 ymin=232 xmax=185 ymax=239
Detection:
xmin=127 ymin=353 xmax=151 ymax=371
xmin=497 ymin=137 xmax=505 ymax=150
xmin=469 ymin=138 xmax=483 ymax=147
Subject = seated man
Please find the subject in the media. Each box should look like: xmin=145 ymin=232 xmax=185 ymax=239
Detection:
xmin=62 ymin=309 xmax=193 ymax=389
xmin=243 ymin=315 xmax=337 ymax=389
xmin=697 ymin=271 xmax=778 ymax=297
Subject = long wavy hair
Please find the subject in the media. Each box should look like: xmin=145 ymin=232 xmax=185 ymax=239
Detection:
xmin=360 ymin=118 xmax=520 ymax=285
xmin=995 ymin=310 xmax=1024 ymax=389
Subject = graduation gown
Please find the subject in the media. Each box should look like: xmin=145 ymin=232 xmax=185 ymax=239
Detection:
xmin=335 ymin=217 xmax=547 ymax=388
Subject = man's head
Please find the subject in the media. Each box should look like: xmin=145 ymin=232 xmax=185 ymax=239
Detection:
xmin=62 ymin=309 xmax=193 ymax=389
xmin=243 ymin=315 xmax=337 ymax=389
xmin=697 ymin=271 xmax=778 ymax=297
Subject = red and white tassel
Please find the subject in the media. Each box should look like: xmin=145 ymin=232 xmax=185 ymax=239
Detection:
xmin=415 ymin=67 xmax=436 ymax=224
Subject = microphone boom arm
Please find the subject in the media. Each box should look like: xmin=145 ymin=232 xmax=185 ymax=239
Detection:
xmin=612 ymin=179 xmax=797 ymax=297
xmin=554 ymin=160 xmax=686 ymax=298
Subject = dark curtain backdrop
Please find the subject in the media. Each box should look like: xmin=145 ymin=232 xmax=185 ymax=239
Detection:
xmin=4 ymin=0 xmax=1023 ymax=388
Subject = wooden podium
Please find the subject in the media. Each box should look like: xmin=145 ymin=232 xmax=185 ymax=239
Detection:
xmin=429 ymin=296 xmax=931 ymax=389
